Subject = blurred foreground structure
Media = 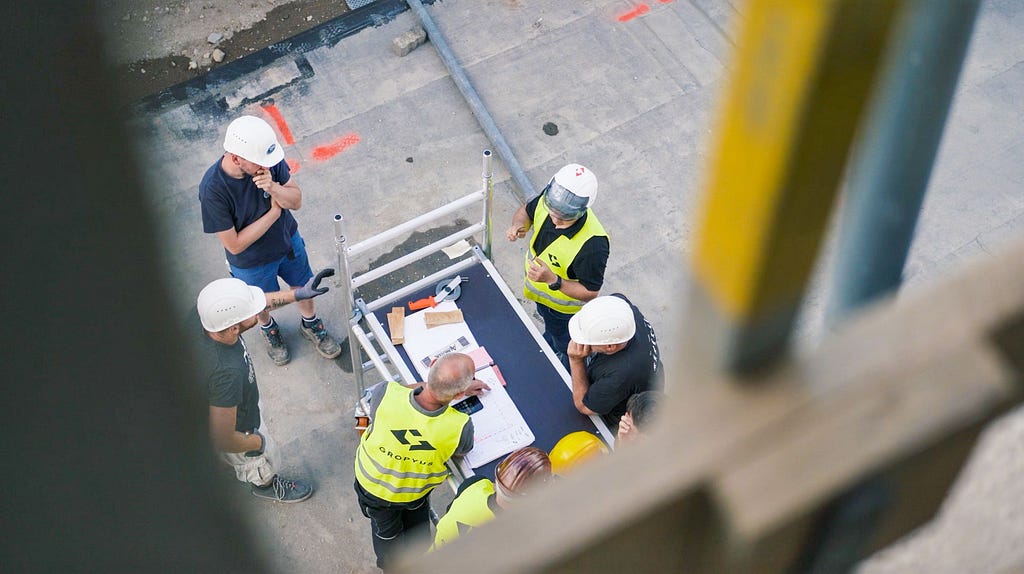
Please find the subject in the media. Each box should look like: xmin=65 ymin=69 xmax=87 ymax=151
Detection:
xmin=5 ymin=0 xmax=1022 ymax=572
xmin=416 ymin=0 xmax=1023 ymax=572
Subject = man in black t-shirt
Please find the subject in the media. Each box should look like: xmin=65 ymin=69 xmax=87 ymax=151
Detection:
xmin=194 ymin=271 xmax=332 ymax=503
xmin=566 ymin=294 xmax=664 ymax=428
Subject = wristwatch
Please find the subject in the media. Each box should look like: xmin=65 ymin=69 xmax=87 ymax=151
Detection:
xmin=548 ymin=276 xmax=563 ymax=291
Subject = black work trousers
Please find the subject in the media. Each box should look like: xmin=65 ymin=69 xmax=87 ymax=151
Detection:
xmin=354 ymin=480 xmax=431 ymax=572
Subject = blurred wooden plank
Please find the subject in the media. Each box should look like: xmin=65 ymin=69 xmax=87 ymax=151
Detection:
xmin=691 ymin=0 xmax=901 ymax=372
xmin=407 ymin=236 xmax=1024 ymax=573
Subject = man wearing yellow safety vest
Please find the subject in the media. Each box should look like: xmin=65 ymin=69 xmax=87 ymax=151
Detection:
xmin=507 ymin=164 xmax=609 ymax=363
xmin=354 ymin=353 xmax=490 ymax=571
xmin=432 ymin=447 xmax=552 ymax=549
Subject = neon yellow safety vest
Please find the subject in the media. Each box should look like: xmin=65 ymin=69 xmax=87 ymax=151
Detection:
xmin=524 ymin=201 xmax=608 ymax=314
xmin=354 ymin=382 xmax=470 ymax=503
xmin=432 ymin=478 xmax=497 ymax=550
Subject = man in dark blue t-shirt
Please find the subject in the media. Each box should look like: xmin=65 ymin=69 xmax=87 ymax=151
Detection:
xmin=199 ymin=115 xmax=341 ymax=366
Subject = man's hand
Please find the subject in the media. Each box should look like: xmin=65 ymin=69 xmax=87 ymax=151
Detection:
xmin=463 ymin=379 xmax=491 ymax=397
xmin=567 ymin=341 xmax=591 ymax=362
xmin=295 ymin=268 xmax=335 ymax=300
xmin=617 ymin=412 xmax=637 ymax=444
xmin=527 ymin=257 xmax=556 ymax=283
xmin=252 ymin=168 xmax=276 ymax=194
xmin=506 ymin=225 xmax=527 ymax=242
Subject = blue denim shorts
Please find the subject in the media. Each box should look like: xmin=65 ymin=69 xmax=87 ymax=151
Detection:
xmin=229 ymin=231 xmax=314 ymax=293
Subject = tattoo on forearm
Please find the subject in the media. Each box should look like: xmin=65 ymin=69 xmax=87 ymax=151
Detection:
xmin=268 ymin=296 xmax=289 ymax=309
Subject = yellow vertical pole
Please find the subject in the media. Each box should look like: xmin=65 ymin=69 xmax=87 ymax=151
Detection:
xmin=690 ymin=0 xmax=903 ymax=374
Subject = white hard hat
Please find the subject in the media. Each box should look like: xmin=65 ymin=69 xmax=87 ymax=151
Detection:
xmin=543 ymin=164 xmax=597 ymax=220
xmin=568 ymin=296 xmax=636 ymax=345
xmin=223 ymin=115 xmax=285 ymax=168
xmin=197 ymin=278 xmax=267 ymax=332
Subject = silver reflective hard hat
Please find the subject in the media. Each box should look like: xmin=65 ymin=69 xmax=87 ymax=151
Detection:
xmin=543 ymin=163 xmax=597 ymax=220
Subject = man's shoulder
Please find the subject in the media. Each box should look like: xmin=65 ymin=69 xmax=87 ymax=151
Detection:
xmin=198 ymin=158 xmax=229 ymax=198
xmin=590 ymin=344 xmax=645 ymax=382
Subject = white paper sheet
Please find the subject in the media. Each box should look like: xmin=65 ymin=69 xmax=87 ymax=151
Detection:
xmin=400 ymin=300 xmax=478 ymax=380
xmin=455 ymin=367 xmax=535 ymax=470
xmin=401 ymin=299 xmax=534 ymax=471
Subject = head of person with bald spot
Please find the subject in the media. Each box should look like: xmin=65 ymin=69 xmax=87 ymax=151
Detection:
xmin=419 ymin=353 xmax=490 ymax=411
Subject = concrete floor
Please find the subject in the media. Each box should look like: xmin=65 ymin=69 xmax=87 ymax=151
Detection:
xmin=124 ymin=1 xmax=1024 ymax=571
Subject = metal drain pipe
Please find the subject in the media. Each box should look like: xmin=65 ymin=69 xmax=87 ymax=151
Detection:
xmin=406 ymin=0 xmax=534 ymax=203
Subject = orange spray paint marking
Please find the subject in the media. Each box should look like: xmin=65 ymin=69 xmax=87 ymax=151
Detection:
xmin=657 ymin=0 xmax=673 ymax=3
xmin=286 ymin=159 xmax=301 ymax=174
xmin=261 ymin=103 xmax=295 ymax=145
xmin=312 ymin=133 xmax=361 ymax=161
xmin=617 ymin=3 xmax=650 ymax=22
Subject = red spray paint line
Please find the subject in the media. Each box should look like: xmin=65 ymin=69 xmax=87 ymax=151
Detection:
xmin=658 ymin=0 xmax=673 ymax=3
xmin=261 ymin=103 xmax=295 ymax=145
xmin=286 ymin=159 xmax=301 ymax=174
xmin=312 ymin=133 xmax=361 ymax=161
xmin=617 ymin=3 xmax=650 ymax=22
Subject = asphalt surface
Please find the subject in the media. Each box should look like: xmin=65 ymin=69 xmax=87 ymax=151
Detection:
xmin=123 ymin=1 xmax=1024 ymax=572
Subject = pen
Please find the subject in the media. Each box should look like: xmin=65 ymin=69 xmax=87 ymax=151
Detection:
xmin=475 ymin=361 xmax=495 ymax=372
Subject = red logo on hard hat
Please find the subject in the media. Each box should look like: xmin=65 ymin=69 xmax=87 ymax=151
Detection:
xmin=575 ymin=167 xmax=585 ymax=177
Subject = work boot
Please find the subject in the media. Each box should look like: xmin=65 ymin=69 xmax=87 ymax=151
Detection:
xmin=251 ymin=475 xmax=313 ymax=503
xmin=260 ymin=321 xmax=290 ymax=366
xmin=300 ymin=317 xmax=343 ymax=359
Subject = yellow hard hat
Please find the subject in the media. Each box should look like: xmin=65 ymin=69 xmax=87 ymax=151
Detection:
xmin=549 ymin=431 xmax=608 ymax=475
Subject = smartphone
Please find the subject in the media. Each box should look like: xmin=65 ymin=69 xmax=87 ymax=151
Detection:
xmin=451 ymin=395 xmax=483 ymax=415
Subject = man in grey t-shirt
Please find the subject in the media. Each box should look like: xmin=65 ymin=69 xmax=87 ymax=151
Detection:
xmin=194 ymin=271 xmax=331 ymax=502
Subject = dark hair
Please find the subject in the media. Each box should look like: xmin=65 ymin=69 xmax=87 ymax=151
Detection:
xmin=626 ymin=391 xmax=663 ymax=431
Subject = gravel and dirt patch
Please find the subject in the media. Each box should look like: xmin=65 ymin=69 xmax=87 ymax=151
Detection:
xmin=97 ymin=0 xmax=351 ymax=104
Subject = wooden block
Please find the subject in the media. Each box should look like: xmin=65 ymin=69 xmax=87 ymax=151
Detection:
xmin=424 ymin=310 xmax=464 ymax=328
xmin=387 ymin=307 xmax=405 ymax=344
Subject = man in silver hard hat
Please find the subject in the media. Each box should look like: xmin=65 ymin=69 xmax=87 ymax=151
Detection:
xmin=566 ymin=294 xmax=664 ymax=427
xmin=507 ymin=164 xmax=609 ymax=363
xmin=192 ymin=270 xmax=332 ymax=503
xmin=199 ymin=115 xmax=342 ymax=367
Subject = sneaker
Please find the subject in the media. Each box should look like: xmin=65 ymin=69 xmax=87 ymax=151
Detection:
xmin=251 ymin=475 xmax=313 ymax=503
xmin=300 ymin=318 xmax=342 ymax=359
xmin=260 ymin=323 xmax=291 ymax=366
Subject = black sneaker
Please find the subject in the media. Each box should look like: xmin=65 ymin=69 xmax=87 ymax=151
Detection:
xmin=251 ymin=475 xmax=313 ymax=503
xmin=300 ymin=318 xmax=342 ymax=359
xmin=260 ymin=323 xmax=290 ymax=366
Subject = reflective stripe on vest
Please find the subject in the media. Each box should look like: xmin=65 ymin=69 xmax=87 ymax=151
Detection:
xmin=354 ymin=382 xmax=469 ymax=503
xmin=432 ymin=478 xmax=496 ymax=550
xmin=524 ymin=202 xmax=608 ymax=314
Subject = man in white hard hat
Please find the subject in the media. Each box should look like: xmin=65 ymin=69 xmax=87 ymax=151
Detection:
xmin=566 ymin=294 xmax=664 ymax=427
xmin=507 ymin=164 xmax=609 ymax=362
xmin=192 ymin=271 xmax=332 ymax=502
xmin=199 ymin=115 xmax=341 ymax=366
